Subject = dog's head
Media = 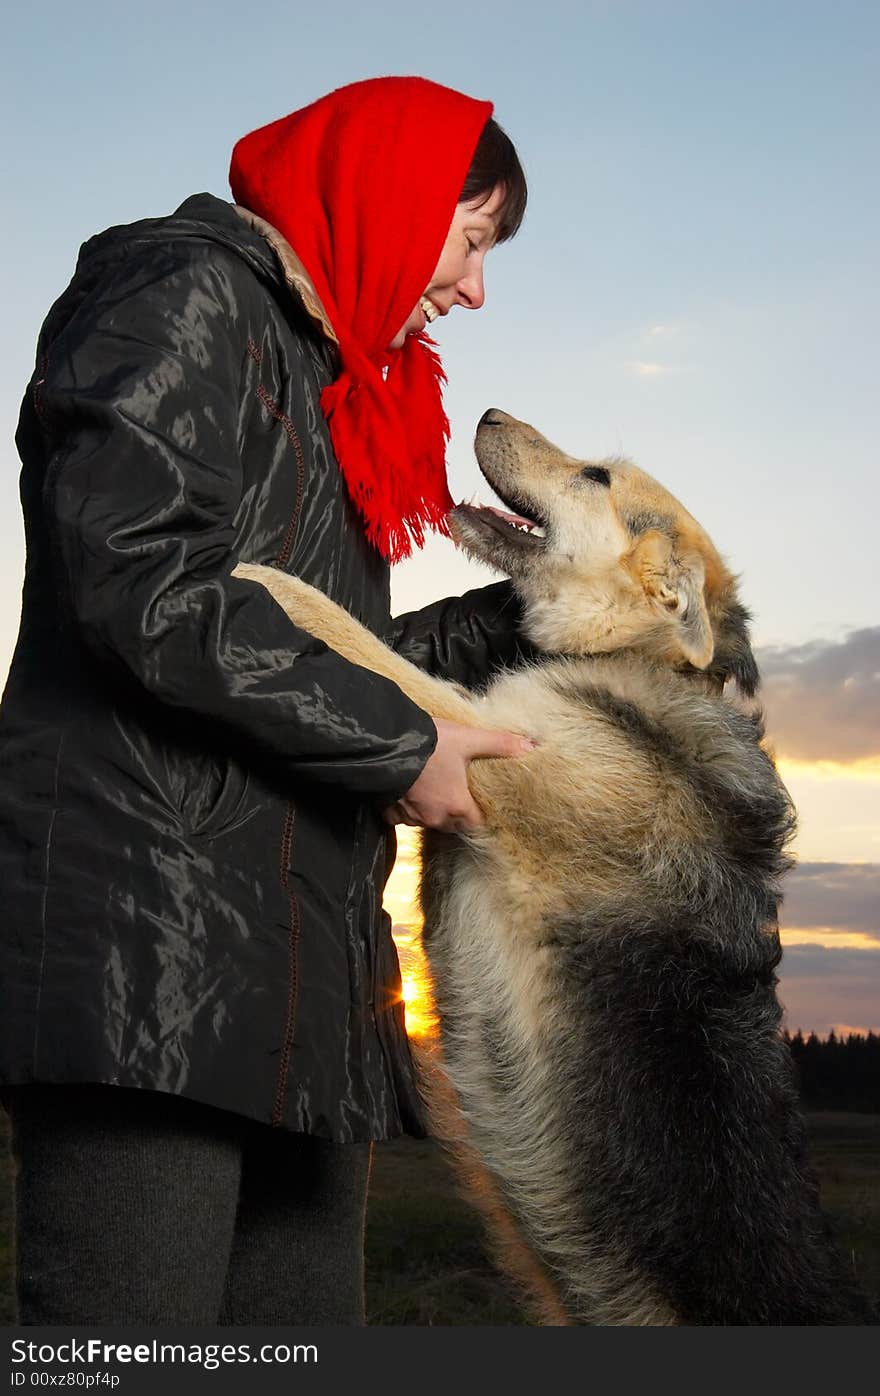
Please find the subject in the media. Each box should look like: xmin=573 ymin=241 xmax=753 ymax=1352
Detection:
xmin=450 ymin=408 xmax=758 ymax=696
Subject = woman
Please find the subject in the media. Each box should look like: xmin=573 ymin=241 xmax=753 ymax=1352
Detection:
xmin=0 ymin=77 xmax=530 ymax=1323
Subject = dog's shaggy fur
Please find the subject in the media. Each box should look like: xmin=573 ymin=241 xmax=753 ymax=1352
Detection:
xmin=234 ymin=409 xmax=875 ymax=1325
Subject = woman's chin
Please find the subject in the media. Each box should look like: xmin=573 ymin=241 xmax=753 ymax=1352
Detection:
xmin=387 ymin=305 xmax=428 ymax=351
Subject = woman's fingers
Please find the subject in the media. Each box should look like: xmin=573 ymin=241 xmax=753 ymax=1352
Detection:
xmin=380 ymin=719 xmax=539 ymax=834
xmin=460 ymin=727 xmax=538 ymax=761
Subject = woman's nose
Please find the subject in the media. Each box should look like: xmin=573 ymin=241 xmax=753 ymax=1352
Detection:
xmin=456 ymin=264 xmax=486 ymax=311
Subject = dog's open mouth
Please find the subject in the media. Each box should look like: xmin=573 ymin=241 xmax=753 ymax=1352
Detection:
xmin=450 ymin=499 xmax=547 ymax=551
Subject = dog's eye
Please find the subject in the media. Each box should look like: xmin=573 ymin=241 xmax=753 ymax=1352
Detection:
xmin=581 ymin=466 xmax=611 ymax=487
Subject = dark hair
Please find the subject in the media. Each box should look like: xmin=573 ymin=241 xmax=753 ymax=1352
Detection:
xmin=460 ymin=117 xmax=527 ymax=243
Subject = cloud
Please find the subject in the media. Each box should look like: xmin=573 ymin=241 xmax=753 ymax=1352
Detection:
xmin=758 ymin=627 xmax=880 ymax=762
xmin=626 ymin=361 xmax=670 ymax=376
xmin=613 ymin=322 xmax=695 ymax=378
xmin=645 ymin=324 xmax=680 ymax=338
xmin=776 ymin=944 xmax=880 ymax=1034
xmin=780 ymin=862 xmax=880 ymax=943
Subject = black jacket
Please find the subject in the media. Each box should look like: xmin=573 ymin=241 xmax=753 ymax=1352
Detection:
xmin=0 ymin=193 xmax=526 ymax=1141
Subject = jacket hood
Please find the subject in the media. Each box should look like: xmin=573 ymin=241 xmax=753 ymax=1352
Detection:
xmin=73 ymin=193 xmax=337 ymax=343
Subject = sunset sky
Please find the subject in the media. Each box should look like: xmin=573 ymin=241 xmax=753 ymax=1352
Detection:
xmin=2 ymin=0 xmax=878 ymax=1035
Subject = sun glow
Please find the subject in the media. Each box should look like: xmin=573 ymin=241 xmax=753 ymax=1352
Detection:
xmin=781 ymin=927 xmax=880 ymax=951
xmin=393 ymin=951 xmax=438 ymax=1039
xmin=387 ymin=848 xmax=439 ymax=1037
xmin=773 ymin=759 xmax=880 ymax=862
xmin=776 ymin=756 xmax=880 ymax=783
xmin=401 ymin=975 xmax=419 ymax=1005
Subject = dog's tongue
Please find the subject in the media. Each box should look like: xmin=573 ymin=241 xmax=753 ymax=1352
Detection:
xmin=461 ymin=501 xmax=536 ymax=530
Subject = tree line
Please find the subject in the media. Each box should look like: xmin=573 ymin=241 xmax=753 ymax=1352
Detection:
xmin=783 ymin=1030 xmax=880 ymax=1113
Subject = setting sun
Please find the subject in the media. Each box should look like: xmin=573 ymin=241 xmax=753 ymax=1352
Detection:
xmin=387 ymin=855 xmax=439 ymax=1038
xmin=395 ymin=962 xmax=438 ymax=1039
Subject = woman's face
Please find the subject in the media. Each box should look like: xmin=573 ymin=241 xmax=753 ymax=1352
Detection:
xmin=388 ymin=184 xmax=506 ymax=351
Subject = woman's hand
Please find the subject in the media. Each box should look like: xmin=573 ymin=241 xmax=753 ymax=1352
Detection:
xmin=381 ymin=717 xmax=536 ymax=833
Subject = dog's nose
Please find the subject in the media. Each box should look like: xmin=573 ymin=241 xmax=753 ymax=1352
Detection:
xmin=478 ymin=408 xmax=506 ymax=428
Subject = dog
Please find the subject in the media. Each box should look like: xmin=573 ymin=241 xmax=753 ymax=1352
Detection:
xmin=234 ymin=408 xmax=875 ymax=1325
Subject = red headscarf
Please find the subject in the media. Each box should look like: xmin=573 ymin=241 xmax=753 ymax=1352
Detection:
xmin=229 ymin=77 xmax=493 ymax=562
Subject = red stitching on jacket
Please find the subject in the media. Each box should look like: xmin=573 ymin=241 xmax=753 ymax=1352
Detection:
xmin=255 ymin=383 xmax=306 ymax=568
xmin=246 ymin=338 xmax=263 ymax=364
xmin=272 ymin=799 xmax=300 ymax=1127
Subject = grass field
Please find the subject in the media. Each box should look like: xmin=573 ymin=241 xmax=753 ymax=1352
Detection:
xmin=1 ymin=1110 xmax=877 ymax=1326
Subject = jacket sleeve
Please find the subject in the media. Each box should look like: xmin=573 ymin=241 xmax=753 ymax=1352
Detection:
xmin=386 ymin=580 xmax=537 ymax=690
xmin=36 ymin=238 xmax=436 ymax=801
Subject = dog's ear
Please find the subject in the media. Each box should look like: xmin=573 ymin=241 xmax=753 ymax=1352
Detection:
xmin=709 ymin=595 xmax=760 ymax=697
xmin=626 ymin=530 xmax=714 ymax=668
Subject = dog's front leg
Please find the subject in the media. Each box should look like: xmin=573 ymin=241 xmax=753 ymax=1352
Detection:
xmin=232 ymin=562 xmax=477 ymax=725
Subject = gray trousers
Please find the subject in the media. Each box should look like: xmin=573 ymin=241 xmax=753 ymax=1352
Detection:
xmin=3 ymin=1084 xmax=371 ymax=1325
